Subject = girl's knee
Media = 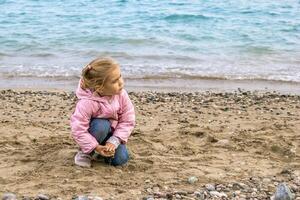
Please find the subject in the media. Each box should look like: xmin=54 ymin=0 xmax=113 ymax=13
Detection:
xmin=111 ymin=145 xmax=129 ymax=166
xmin=111 ymin=154 xmax=129 ymax=166
xmin=89 ymin=118 xmax=111 ymax=143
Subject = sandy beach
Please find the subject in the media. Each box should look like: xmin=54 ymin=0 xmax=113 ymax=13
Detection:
xmin=0 ymin=88 xmax=299 ymax=199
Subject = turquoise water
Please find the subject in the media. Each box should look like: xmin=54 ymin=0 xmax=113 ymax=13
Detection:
xmin=0 ymin=0 xmax=299 ymax=82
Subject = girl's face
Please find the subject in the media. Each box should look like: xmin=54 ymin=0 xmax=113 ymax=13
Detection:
xmin=99 ymin=66 xmax=124 ymax=96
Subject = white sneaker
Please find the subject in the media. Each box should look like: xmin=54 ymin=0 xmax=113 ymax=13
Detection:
xmin=74 ymin=151 xmax=92 ymax=168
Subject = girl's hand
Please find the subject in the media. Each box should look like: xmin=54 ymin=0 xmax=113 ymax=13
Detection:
xmin=95 ymin=145 xmax=114 ymax=157
xmin=105 ymin=142 xmax=116 ymax=152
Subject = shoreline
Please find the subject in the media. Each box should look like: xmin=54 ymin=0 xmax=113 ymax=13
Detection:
xmin=1 ymin=76 xmax=300 ymax=94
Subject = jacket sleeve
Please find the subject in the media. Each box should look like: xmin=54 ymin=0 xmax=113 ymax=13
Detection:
xmin=112 ymin=90 xmax=135 ymax=143
xmin=70 ymin=99 xmax=98 ymax=153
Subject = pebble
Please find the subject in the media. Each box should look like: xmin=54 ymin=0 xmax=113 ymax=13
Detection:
xmin=232 ymin=182 xmax=246 ymax=190
xmin=251 ymin=192 xmax=257 ymax=197
xmin=233 ymin=190 xmax=241 ymax=197
xmin=194 ymin=191 xmax=205 ymax=200
xmin=74 ymin=196 xmax=89 ymax=200
xmin=273 ymin=183 xmax=294 ymax=200
xmin=143 ymin=197 xmax=154 ymax=200
xmin=263 ymin=178 xmax=272 ymax=184
xmin=187 ymin=176 xmax=198 ymax=184
xmin=36 ymin=194 xmax=49 ymax=200
xmin=92 ymin=197 xmax=103 ymax=200
xmin=2 ymin=193 xmax=17 ymax=200
xmin=290 ymin=184 xmax=299 ymax=192
xmin=152 ymin=186 xmax=160 ymax=193
xmin=205 ymin=184 xmax=215 ymax=191
xmin=146 ymin=188 xmax=153 ymax=193
xmin=74 ymin=196 xmax=102 ymax=200
xmin=209 ymin=191 xmax=227 ymax=198
xmin=145 ymin=179 xmax=151 ymax=184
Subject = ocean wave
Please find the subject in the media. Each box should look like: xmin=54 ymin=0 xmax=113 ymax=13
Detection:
xmin=280 ymin=25 xmax=300 ymax=32
xmin=125 ymin=72 xmax=300 ymax=83
xmin=0 ymin=52 xmax=10 ymax=57
xmin=164 ymin=14 xmax=212 ymax=22
xmin=244 ymin=47 xmax=276 ymax=54
xmin=0 ymin=72 xmax=80 ymax=80
xmin=1 ymin=69 xmax=299 ymax=84
xmin=28 ymin=53 xmax=57 ymax=57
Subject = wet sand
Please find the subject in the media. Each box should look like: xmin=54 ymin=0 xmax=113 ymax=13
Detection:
xmin=0 ymin=89 xmax=299 ymax=199
xmin=1 ymin=76 xmax=300 ymax=94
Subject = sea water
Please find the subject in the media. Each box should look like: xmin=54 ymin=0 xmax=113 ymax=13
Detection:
xmin=0 ymin=0 xmax=299 ymax=82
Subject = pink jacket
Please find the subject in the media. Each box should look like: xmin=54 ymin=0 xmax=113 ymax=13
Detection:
xmin=70 ymin=81 xmax=135 ymax=153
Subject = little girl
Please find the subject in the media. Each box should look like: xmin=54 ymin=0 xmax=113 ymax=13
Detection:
xmin=70 ymin=57 xmax=135 ymax=167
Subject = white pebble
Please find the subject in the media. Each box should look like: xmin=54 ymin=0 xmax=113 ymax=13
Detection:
xmin=188 ymin=176 xmax=198 ymax=184
xmin=146 ymin=188 xmax=152 ymax=193
xmin=2 ymin=193 xmax=17 ymax=200
xmin=209 ymin=191 xmax=227 ymax=198
xmin=205 ymin=184 xmax=215 ymax=191
xmin=153 ymin=187 xmax=160 ymax=193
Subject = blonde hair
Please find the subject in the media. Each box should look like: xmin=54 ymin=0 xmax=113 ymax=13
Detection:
xmin=81 ymin=57 xmax=119 ymax=91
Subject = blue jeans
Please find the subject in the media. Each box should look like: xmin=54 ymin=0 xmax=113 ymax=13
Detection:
xmin=89 ymin=118 xmax=129 ymax=166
